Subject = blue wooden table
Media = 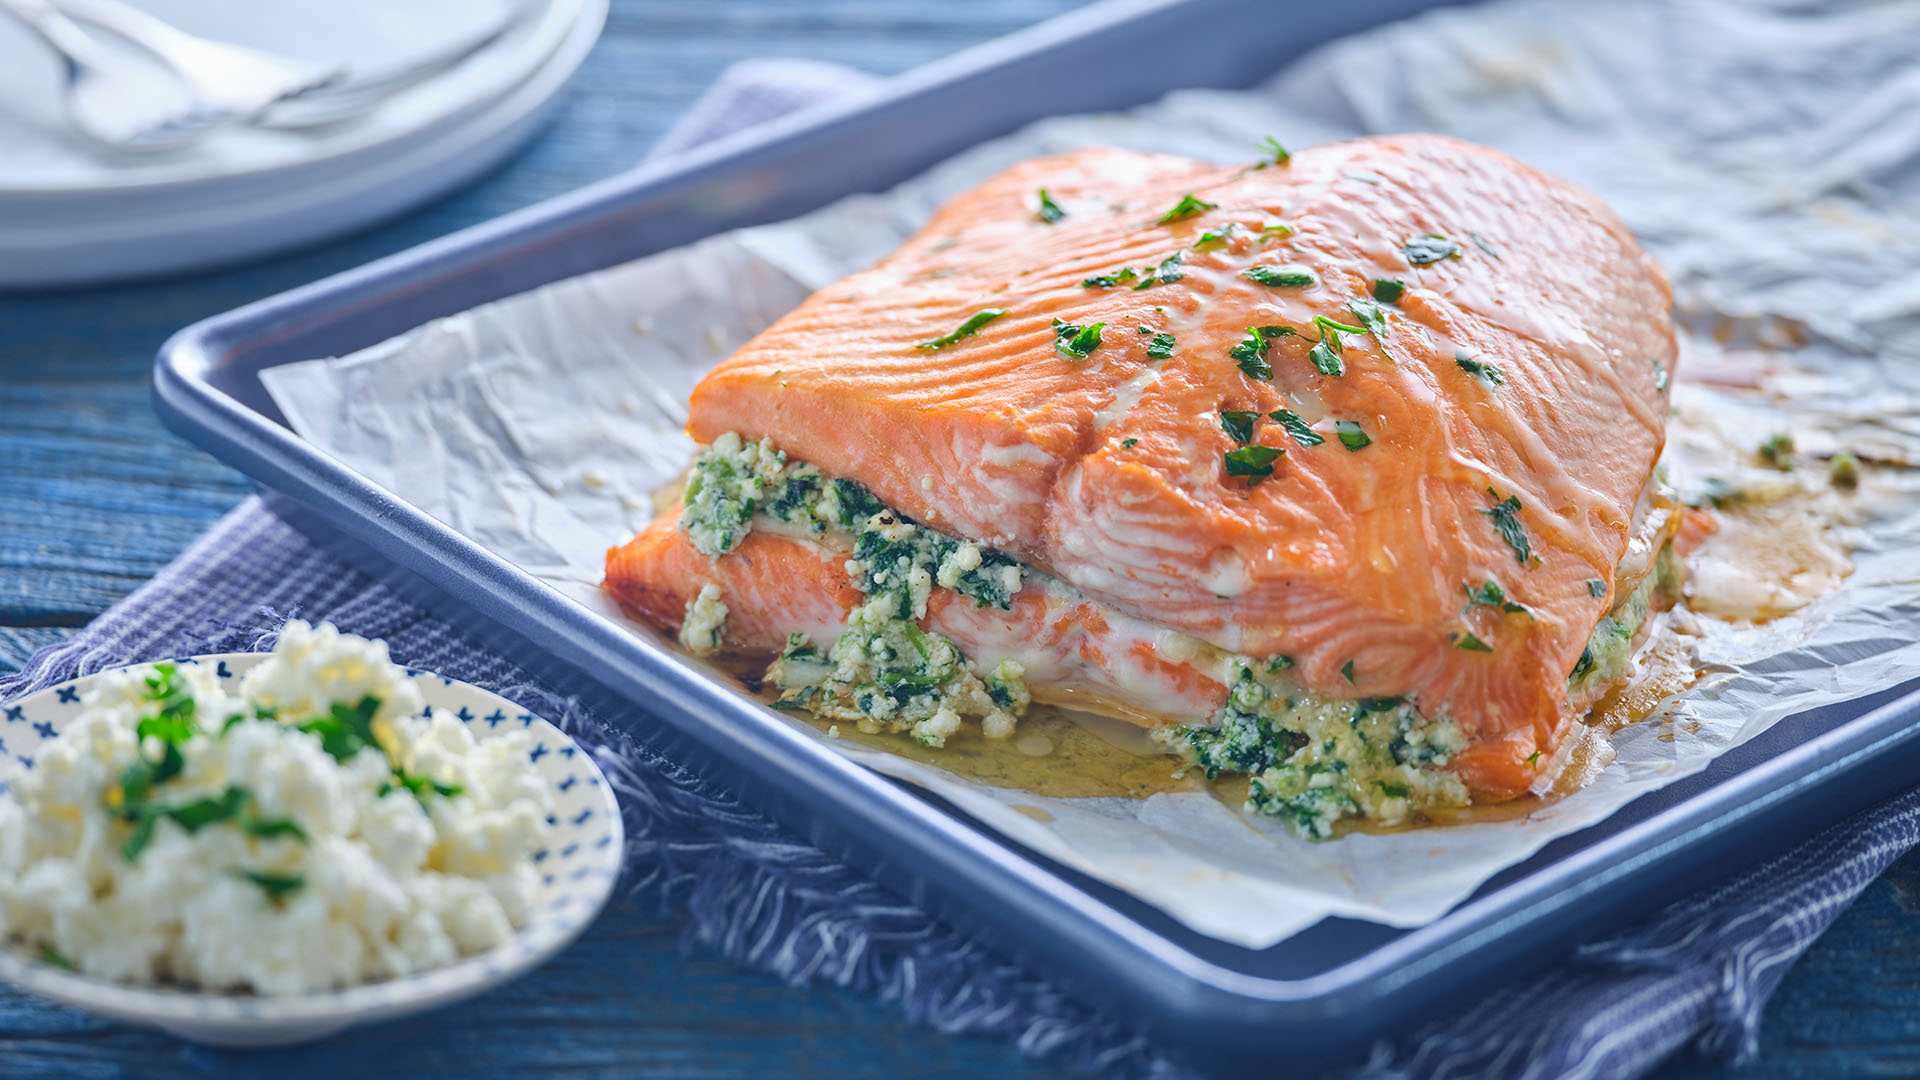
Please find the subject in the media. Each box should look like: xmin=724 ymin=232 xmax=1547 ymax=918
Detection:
xmin=3 ymin=2 xmax=1918 ymax=1076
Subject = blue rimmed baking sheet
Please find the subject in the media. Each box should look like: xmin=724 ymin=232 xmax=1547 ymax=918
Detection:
xmin=154 ymin=0 xmax=1920 ymax=1073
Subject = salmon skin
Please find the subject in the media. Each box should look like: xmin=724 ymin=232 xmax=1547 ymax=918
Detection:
xmin=607 ymin=134 xmax=1679 ymax=829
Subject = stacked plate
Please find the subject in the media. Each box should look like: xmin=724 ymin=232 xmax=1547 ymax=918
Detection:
xmin=0 ymin=0 xmax=607 ymax=288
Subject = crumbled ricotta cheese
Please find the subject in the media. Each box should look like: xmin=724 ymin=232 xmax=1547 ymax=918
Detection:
xmin=0 ymin=621 xmax=553 ymax=994
xmin=678 ymin=583 xmax=728 ymax=657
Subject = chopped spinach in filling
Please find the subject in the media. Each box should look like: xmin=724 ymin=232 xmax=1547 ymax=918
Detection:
xmin=768 ymin=604 xmax=1029 ymax=747
xmin=681 ymin=435 xmax=1031 ymax=744
xmin=1569 ymin=546 xmax=1681 ymax=690
xmin=1167 ymin=663 xmax=1469 ymax=840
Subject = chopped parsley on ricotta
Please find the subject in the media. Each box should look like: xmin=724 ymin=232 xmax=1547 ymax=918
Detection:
xmin=0 ymin=621 xmax=552 ymax=994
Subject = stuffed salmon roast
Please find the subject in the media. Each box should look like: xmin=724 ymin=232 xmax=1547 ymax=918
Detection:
xmin=606 ymin=133 xmax=1694 ymax=838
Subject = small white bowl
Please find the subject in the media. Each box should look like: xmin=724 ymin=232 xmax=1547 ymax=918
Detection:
xmin=0 ymin=652 xmax=623 ymax=1047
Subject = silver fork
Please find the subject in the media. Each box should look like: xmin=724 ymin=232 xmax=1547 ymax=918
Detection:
xmin=0 ymin=0 xmax=228 ymax=151
xmin=49 ymin=0 xmax=344 ymax=120
xmin=55 ymin=0 xmax=525 ymax=132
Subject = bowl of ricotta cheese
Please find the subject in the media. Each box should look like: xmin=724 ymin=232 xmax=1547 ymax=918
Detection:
xmin=0 ymin=620 xmax=622 ymax=1046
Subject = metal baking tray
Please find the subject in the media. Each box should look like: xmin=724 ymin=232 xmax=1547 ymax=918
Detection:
xmin=152 ymin=0 xmax=1920 ymax=1073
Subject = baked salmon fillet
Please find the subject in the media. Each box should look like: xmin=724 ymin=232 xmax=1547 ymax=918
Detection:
xmin=606 ymin=134 xmax=1685 ymax=838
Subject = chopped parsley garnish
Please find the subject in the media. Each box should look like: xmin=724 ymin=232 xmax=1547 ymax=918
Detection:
xmin=1145 ymin=332 xmax=1176 ymax=360
xmin=1244 ymin=265 xmax=1316 ymax=288
xmin=1587 ymin=579 xmax=1607 ymax=597
xmin=1192 ymin=224 xmax=1239 ymax=250
xmin=1082 ymin=267 xmax=1138 ymax=288
xmin=1371 ymin=278 xmax=1406 ymax=303
xmin=39 ymin=943 xmax=73 ymax=971
xmin=1219 ymin=410 xmax=1259 ymax=444
xmin=1830 ymin=451 xmax=1861 ymax=489
xmin=237 ymin=869 xmax=306 ymax=904
xmin=1334 ymin=420 xmax=1372 ymax=451
xmin=1035 ymin=188 xmax=1066 ymax=224
xmin=1258 ymin=221 xmax=1294 ymax=241
xmin=1470 ymin=232 xmax=1500 ymax=258
xmin=1455 ymin=352 xmax=1507 ymax=385
xmin=1267 ymin=655 xmax=1294 ymax=673
xmin=1229 ymin=325 xmax=1295 ymax=380
xmin=296 ymin=696 xmax=382 ymax=763
xmin=1482 ymin=491 xmax=1533 ymax=565
xmin=1258 ymin=136 xmax=1291 ymax=166
xmin=1051 ymin=318 xmax=1105 ymax=360
xmin=916 ymin=309 xmax=1007 ymax=350
xmin=1454 ymin=632 xmax=1493 ymax=653
xmin=1341 ymin=660 xmax=1356 ymax=683
xmin=1269 ymin=408 xmax=1324 ymax=447
xmin=1346 ymin=298 xmax=1389 ymax=336
xmin=1462 ymin=578 xmax=1530 ymax=616
xmin=1137 ymin=251 xmax=1186 ymax=289
xmin=1308 ymin=315 xmax=1367 ymax=377
xmin=1088 ymin=252 xmax=1187 ymax=290
xmin=381 ymin=771 xmax=465 ymax=800
xmin=1158 ymin=193 xmax=1218 ymax=223
xmin=1223 ymin=444 xmax=1283 ymax=484
xmin=1526 ymin=750 xmax=1543 ymax=767
xmin=1759 ymin=433 xmax=1795 ymax=470
xmin=1403 ymin=234 xmax=1462 ymax=265
xmin=1120 ymin=437 xmax=1139 ymax=449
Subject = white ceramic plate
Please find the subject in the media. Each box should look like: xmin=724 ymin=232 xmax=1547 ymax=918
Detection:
xmin=0 ymin=653 xmax=623 ymax=1047
xmin=0 ymin=0 xmax=607 ymax=287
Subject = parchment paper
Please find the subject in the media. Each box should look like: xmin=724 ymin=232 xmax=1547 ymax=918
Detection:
xmin=262 ymin=0 xmax=1920 ymax=948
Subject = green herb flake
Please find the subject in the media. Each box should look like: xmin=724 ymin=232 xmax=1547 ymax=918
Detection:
xmin=39 ymin=943 xmax=73 ymax=971
xmin=1334 ymin=420 xmax=1372 ymax=451
xmin=1244 ymin=264 xmax=1316 ymax=288
xmin=1462 ymin=578 xmax=1530 ymax=616
xmin=1257 ymin=221 xmax=1294 ymax=241
xmin=1453 ymin=632 xmax=1494 ymax=653
xmin=1223 ymin=444 xmax=1284 ymax=484
xmin=1120 ymin=437 xmax=1139 ymax=449
xmin=1307 ymin=314 xmax=1368 ymax=377
xmin=1526 ymin=750 xmax=1543 ymax=767
xmin=1269 ymin=408 xmax=1324 ymax=448
xmin=1192 ymin=224 xmax=1239 ymax=251
xmin=1259 ymin=136 xmax=1291 ymax=166
xmin=1133 ymin=250 xmax=1187 ymax=289
xmin=916 ymin=309 xmax=1007 ymax=350
xmin=1157 ymin=193 xmax=1218 ymax=224
xmin=1346 ymin=298 xmax=1389 ymax=336
xmin=1455 ymin=351 xmax=1507 ymax=386
xmin=1229 ymin=325 xmax=1295 ymax=380
xmin=1759 ymin=433 xmax=1795 ymax=470
xmin=1470 ymin=231 xmax=1501 ymax=258
xmin=1145 ymin=332 xmax=1176 ymax=360
xmin=1587 ymin=579 xmax=1607 ymax=598
xmin=1081 ymin=267 xmax=1138 ymax=288
xmin=296 ymin=695 xmax=382 ymax=763
xmin=1219 ymin=410 xmax=1259 ymax=444
xmin=244 ymin=816 xmax=311 ymax=843
xmin=165 ymin=787 xmax=249 ymax=833
xmin=1403 ymin=234 xmax=1462 ymax=265
xmin=1051 ymin=318 xmax=1106 ymax=361
xmin=1371 ymin=278 xmax=1406 ymax=303
xmin=1652 ymin=358 xmax=1671 ymax=392
xmin=1830 ymin=451 xmax=1861 ymax=489
xmin=1267 ymin=654 xmax=1294 ymax=673
xmin=1375 ymin=780 xmax=1411 ymax=799
xmin=1341 ymin=660 xmax=1356 ymax=683
xmin=1482 ymin=491 xmax=1534 ymax=565
xmin=237 ymin=869 xmax=306 ymax=904
xmin=1035 ymin=188 xmax=1066 ymax=224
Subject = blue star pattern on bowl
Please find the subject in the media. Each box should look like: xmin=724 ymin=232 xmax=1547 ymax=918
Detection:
xmin=0 ymin=653 xmax=623 ymax=1048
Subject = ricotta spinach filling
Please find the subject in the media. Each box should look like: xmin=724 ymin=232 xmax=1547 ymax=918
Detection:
xmin=1166 ymin=662 xmax=1469 ymax=839
xmin=682 ymin=434 xmax=1029 ymax=746
xmin=678 ymin=434 xmax=1680 ymax=841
